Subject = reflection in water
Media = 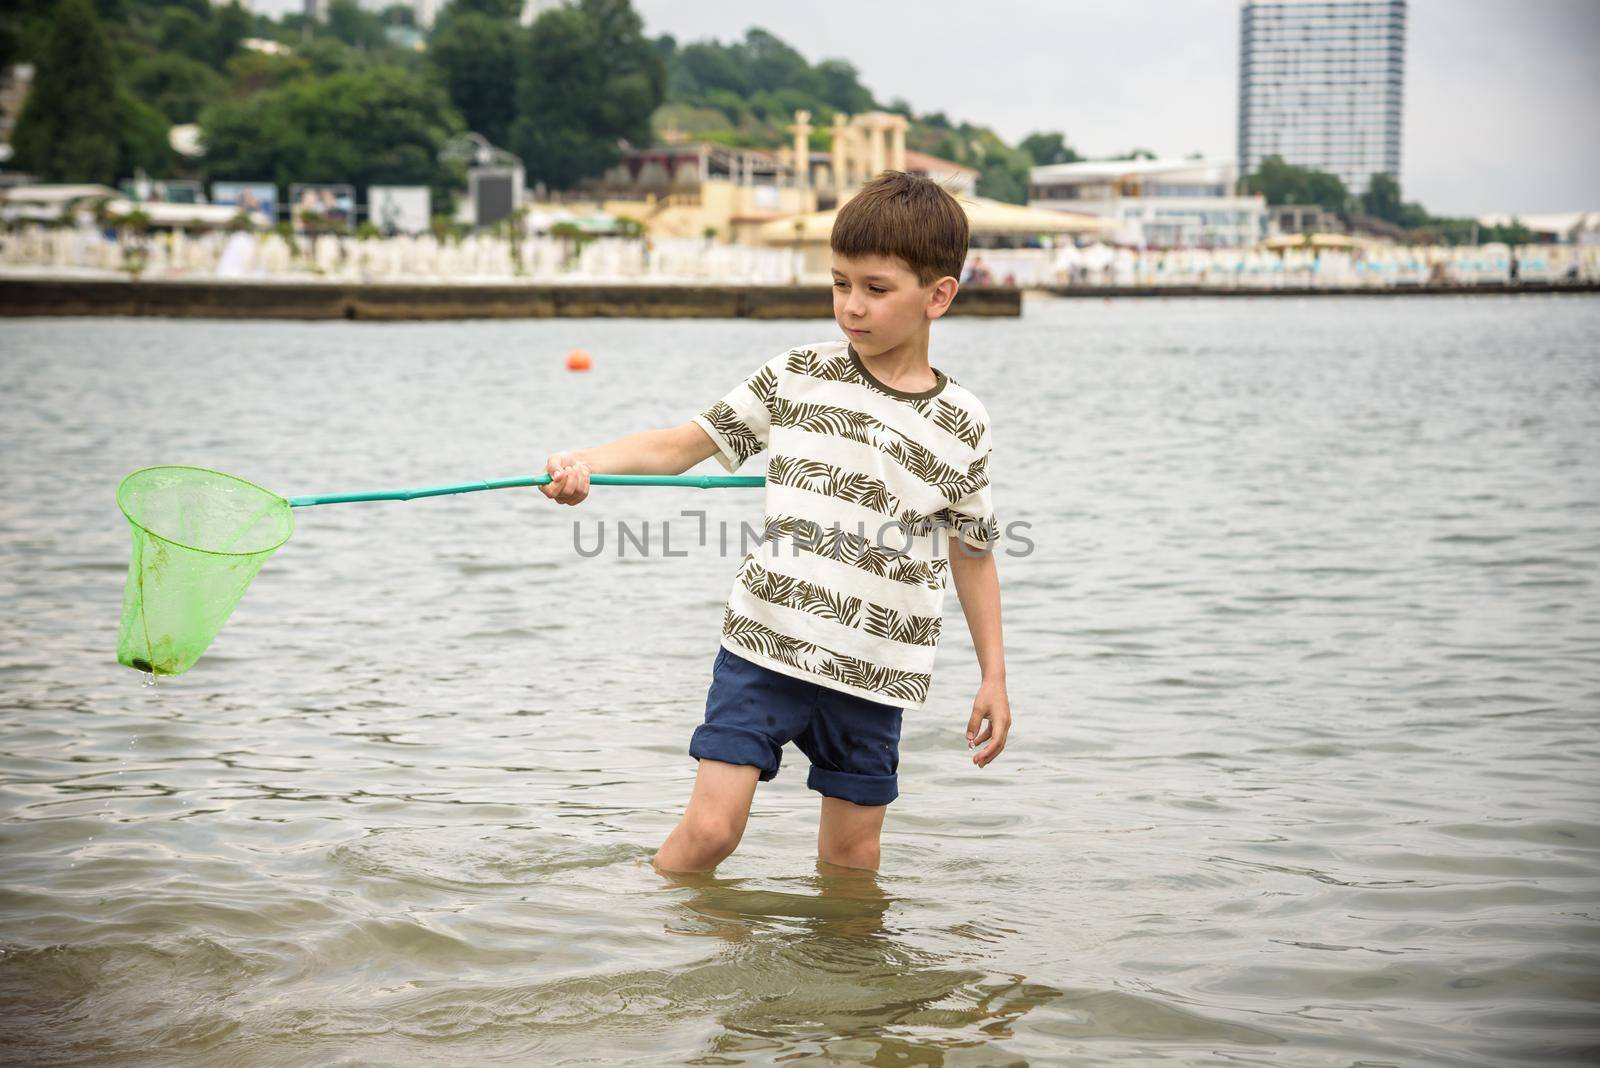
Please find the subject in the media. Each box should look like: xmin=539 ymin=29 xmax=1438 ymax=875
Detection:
xmin=653 ymin=860 xmax=1061 ymax=1063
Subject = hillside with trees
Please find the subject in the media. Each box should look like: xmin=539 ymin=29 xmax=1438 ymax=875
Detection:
xmin=0 ymin=0 xmax=1087 ymax=207
xmin=7 ymin=0 xmax=1519 ymax=240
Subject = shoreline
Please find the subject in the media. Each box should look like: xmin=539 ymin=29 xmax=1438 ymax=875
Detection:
xmin=1037 ymin=281 xmax=1600 ymax=298
xmin=1 ymin=275 xmax=1595 ymax=320
xmin=0 ymin=276 xmax=1022 ymax=320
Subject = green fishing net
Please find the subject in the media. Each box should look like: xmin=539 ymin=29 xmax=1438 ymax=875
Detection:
xmin=116 ymin=466 xmax=294 ymax=676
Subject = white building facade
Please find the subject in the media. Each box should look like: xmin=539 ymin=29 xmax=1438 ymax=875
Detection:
xmin=1028 ymin=159 xmax=1267 ymax=249
xmin=1238 ymin=0 xmax=1407 ymax=197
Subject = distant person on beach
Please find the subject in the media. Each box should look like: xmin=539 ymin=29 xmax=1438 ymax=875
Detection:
xmin=961 ymin=254 xmax=994 ymax=285
xmin=538 ymin=171 xmax=1012 ymax=875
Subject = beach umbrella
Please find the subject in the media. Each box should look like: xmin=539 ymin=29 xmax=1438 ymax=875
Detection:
xmin=115 ymin=466 xmax=763 ymax=677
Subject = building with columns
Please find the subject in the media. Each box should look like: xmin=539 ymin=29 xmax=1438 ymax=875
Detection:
xmin=552 ymin=109 xmax=976 ymax=246
xmin=828 ymin=111 xmax=909 ymax=189
xmin=784 ymin=110 xmax=974 ymax=207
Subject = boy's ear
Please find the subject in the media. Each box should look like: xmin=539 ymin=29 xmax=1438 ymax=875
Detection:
xmin=925 ymin=275 xmax=959 ymax=320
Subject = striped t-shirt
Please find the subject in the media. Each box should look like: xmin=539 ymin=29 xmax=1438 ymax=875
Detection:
xmin=692 ymin=339 xmax=999 ymax=710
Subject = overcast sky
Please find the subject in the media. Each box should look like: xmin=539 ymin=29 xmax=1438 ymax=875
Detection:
xmin=263 ymin=0 xmax=1600 ymax=215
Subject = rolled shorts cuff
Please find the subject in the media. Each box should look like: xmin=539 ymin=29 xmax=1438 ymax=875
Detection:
xmin=690 ymin=723 xmax=780 ymax=781
xmin=807 ymin=765 xmax=898 ymax=807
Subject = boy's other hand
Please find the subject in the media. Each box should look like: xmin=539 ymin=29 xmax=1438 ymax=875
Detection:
xmin=539 ymin=451 xmax=591 ymax=505
xmin=965 ymin=680 xmax=1011 ymax=768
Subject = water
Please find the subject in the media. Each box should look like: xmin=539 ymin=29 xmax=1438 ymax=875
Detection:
xmin=2 ymin=296 xmax=1598 ymax=1066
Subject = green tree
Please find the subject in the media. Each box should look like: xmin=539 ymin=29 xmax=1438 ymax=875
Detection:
xmin=10 ymin=0 xmax=122 ymax=183
xmin=224 ymin=49 xmax=313 ymax=96
xmin=971 ymin=135 xmax=1032 ymax=204
xmin=1244 ymin=155 xmax=1348 ymax=213
xmin=117 ymin=90 xmax=173 ymax=174
xmin=299 ymin=36 xmax=366 ymax=76
xmin=736 ymin=29 xmax=812 ymax=96
xmin=1482 ymin=219 xmax=1533 ymax=245
xmin=0 ymin=18 xmax=16 ymax=72
xmin=508 ymin=0 xmax=665 ymax=190
xmin=127 ymin=51 xmax=227 ymax=123
xmin=428 ymin=11 xmax=520 ymax=145
xmin=323 ymin=0 xmax=387 ymax=50
xmin=1357 ymin=173 xmax=1432 ymax=230
xmin=811 ymin=58 xmax=873 ymax=113
xmin=378 ymin=3 xmax=416 ymax=27
xmin=138 ymin=0 xmax=209 ymax=21
xmin=1018 ymin=131 xmax=1081 ymax=167
xmin=209 ymin=0 xmax=251 ymax=68
xmin=649 ymin=25 xmax=883 ymax=150
xmin=441 ymin=0 xmax=521 ymax=22
xmin=156 ymin=5 xmax=212 ymax=64
xmin=1361 ymin=172 xmax=1403 ymax=223
xmin=200 ymin=64 xmax=466 ymax=204
xmin=0 ymin=0 xmax=56 ymax=73
xmin=673 ymin=40 xmax=750 ymax=99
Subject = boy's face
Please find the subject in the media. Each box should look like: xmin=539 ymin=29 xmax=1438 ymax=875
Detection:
xmin=831 ymin=252 xmax=959 ymax=356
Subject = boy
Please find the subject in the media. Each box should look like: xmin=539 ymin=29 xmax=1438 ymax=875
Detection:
xmin=539 ymin=171 xmax=1011 ymax=874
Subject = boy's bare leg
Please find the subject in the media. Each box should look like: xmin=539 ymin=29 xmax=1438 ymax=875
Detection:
xmin=652 ymin=758 xmax=761 ymax=874
xmin=817 ymin=796 xmax=888 ymax=871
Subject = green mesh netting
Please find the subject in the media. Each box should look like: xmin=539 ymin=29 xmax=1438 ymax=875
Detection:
xmin=117 ymin=466 xmax=294 ymax=676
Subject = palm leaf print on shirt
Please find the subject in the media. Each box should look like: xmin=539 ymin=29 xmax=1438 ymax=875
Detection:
xmin=740 ymin=560 xmax=939 ymax=646
xmin=771 ymin=398 xmax=976 ymax=496
xmin=701 ymin=400 xmax=763 ymax=465
xmin=747 ymin=363 xmax=778 ymax=406
xmin=760 ymin=515 xmax=945 ymax=590
xmin=933 ymin=401 xmax=986 ymax=450
xmin=767 ymin=456 xmax=903 ymax=518
xmin=785 ymin=348 xmax=859 ymax=383
xmin=722 ymin=608 xmax=933 ymax=703
xmin=740 ymin=560 xmax=863 ymax=627
xmin=922 ymin=507 xmax=1001 ymax=549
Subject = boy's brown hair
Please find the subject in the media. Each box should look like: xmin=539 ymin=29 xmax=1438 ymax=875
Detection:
xmin=830 ymin=170 xmax=969 ymax=287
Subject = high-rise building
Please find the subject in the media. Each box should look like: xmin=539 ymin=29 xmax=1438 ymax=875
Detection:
xmin=1238 ymin=0 xmax=1406 ymax=197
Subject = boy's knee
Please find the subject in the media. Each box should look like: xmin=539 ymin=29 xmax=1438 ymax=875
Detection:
xmin=686 ymin=811 xmax=744 ymax=857
xmin=819 ymin=841 xmax=880 ymax=871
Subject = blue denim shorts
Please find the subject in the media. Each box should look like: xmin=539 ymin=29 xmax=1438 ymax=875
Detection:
xmin=689 ymin=645 xmax=905 ymax=806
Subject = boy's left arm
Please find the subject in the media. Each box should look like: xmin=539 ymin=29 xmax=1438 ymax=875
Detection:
xmin=948 ymin=541 xmax=1010 ymax=768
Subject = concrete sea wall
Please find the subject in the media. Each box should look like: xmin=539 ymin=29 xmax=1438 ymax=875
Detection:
xmin=0 ymin=278 xmax=1023 ymax=320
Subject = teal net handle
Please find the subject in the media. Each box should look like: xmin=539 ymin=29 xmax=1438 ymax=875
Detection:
xmin=287 ymin=473 xmax=764 ymax=508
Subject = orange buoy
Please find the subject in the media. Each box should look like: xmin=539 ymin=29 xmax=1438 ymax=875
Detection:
xmin=566 ymin=348 xmax=592 ymax=371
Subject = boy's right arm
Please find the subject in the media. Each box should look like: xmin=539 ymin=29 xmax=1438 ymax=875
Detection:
xmin=539 ymin=422 xmax=719 ymax=505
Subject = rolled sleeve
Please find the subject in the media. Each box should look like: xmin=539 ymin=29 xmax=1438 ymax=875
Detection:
xmin=948 ymin=429 xmax=999 ymax=552
xmin=950 ymin=480 xmax=1000 ymax=551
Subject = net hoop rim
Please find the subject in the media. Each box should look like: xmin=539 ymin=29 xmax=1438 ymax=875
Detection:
xmin=117 ymin=465 xmax=295 ymax=558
